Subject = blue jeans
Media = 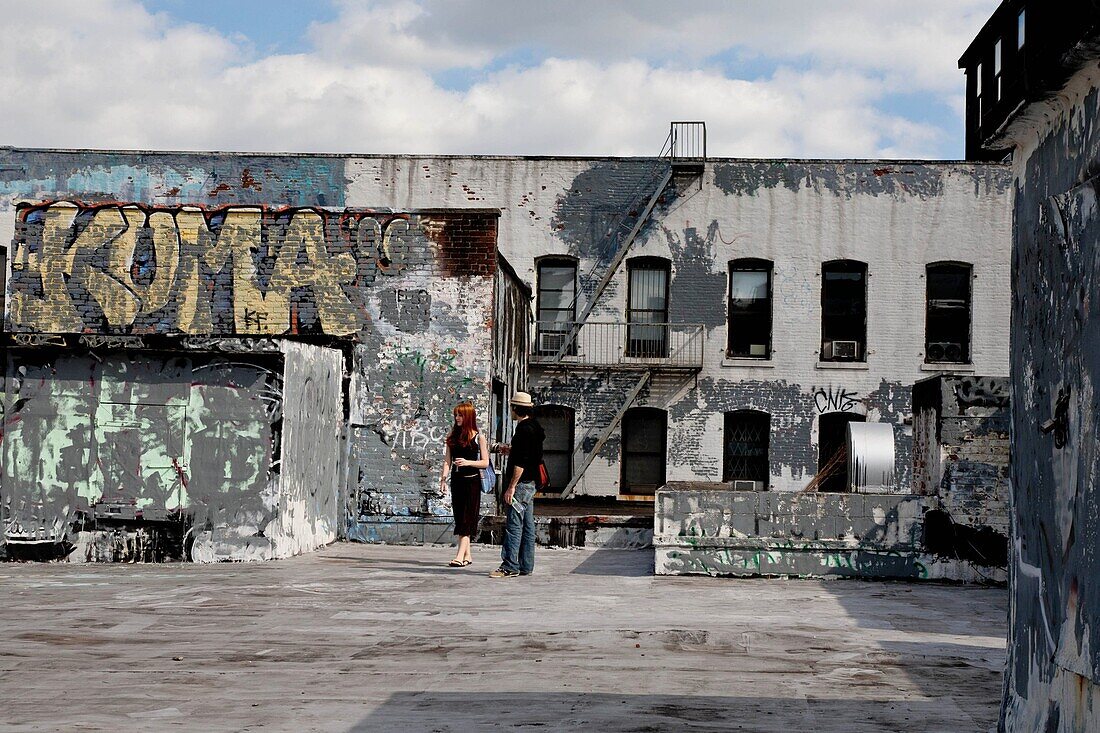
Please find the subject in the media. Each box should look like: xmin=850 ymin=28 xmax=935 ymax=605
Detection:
xmin=500 ymin=481 xmax=536 ymax=574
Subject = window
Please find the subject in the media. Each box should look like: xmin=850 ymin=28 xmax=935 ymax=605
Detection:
xmin=994 ymin=39 xmax=1002 ymax=101
xmin=926 ymin=263 xmax=972 ymax=363
xmin=727 ymin=259 xmax=772 ymax=358
xmin=723 ymin=411 xmax=770 ymax=487
xmin=820 ymin=260 xmax=867 ymax=362
xmin=537 ymin=405 xmax=574 ymax=492
xmin=621 ymin=407 xmax=666 ymax=494
xmin=536 ymin=258 xmax=577 ymax=355
xmin=817 ymin=412 xmax=866 ymax=493
xmin=626 ymin=258 xmax=670 ymax=358
xmin=975 ymin=62 xmax=983 ymax=121
xmin=1018 ymin=9 xmax=1025 ymax=49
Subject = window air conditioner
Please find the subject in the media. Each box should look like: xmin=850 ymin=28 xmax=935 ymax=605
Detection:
xmin=927 ymin=341 xmax=964 ymax=362
xmin=732 ymin=479 xmax=764 ymax=491
xmin=823 ymin=340 xmax=860 ymax=360
xmin=538 ymin=331 xmax=568 ymax=355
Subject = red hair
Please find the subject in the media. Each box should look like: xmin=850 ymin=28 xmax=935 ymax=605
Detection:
xmin=446 ymin=402 xmax=479 ymax=449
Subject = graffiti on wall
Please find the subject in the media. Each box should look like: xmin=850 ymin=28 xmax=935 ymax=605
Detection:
xmin=7 ymin=202 xmax=424 ymax=336
xmin=812 ymin=386 xmax=862 ymax=413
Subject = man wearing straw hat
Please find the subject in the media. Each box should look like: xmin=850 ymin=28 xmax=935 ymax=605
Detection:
xmin=490 ymin=391 xmax=545 ymax=578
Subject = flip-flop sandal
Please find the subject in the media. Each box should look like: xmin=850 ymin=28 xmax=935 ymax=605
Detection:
xmin=461 ymin=560 xmax=472 ymax=566
xmin=448 ymin=559 xmax=464 ymax=567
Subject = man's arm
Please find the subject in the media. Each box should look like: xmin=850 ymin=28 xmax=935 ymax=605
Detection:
xmin=504 ymin=422 xmax=530 ymax=504
xmin=504 ymin=465 xmax=524 ymax=505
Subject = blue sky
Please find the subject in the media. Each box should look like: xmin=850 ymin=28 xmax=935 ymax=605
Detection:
xmin=144 ymin=0 xmax=338 ymax=55
xmin=0 ymin=1 xmax=999 ymax=158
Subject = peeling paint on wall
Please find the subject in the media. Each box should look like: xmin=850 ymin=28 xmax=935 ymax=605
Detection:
xmin=1003 ymin=76 xmax=1100 ymax=731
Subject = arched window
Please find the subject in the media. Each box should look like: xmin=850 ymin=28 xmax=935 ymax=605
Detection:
xmin=723 ymin=410 xmax=770 ymax=487
xmin=821 ymin=260 xmax=867 ymax=362
xmin=536 ymin=404 xmax=574 ymax=491
xmin=536 ymin=256 xmax=577 ymax=356
xmin=817 ymin=412 xmax=866 ymax=493
xmin=621 ymin=407 xmax=667 ymax=494
xmin=626 ymin=257 xmax=670 ymax=358
xmin=728 ymin=259 xmax=773 ymax=359
xmin=926 ymin=262 xmax=972 ymax=364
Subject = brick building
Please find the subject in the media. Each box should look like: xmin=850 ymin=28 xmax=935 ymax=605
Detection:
xmin=0 ymin=164 xmax=529 ymax=559
xmin=0 ymin=140 xmax=1010 ymax=559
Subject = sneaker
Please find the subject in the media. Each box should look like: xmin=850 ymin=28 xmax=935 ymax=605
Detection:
xmin=489 ymin=567 xmax=519 ymax=578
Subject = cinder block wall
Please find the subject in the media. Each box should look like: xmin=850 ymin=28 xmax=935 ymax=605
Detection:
xmin=653 ymin=486 xmax=1005 ymax=582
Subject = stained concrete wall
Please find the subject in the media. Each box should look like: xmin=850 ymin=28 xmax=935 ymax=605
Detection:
xmin=653 ymin=486 xmax=1005 ymax=582
xmin=996 ymin=61 xmax=1100 ymax=731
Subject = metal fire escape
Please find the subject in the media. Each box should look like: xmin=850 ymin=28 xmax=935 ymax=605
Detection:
xmin=534 ymin=122 xmax=707 ymax=499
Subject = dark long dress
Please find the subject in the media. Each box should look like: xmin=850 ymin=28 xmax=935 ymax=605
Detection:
xmin=450 ymin=434 xmax=482 ymax=537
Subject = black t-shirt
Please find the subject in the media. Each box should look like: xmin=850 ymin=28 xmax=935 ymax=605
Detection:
xmin=506 ymin=418 xmax=544 ymax=484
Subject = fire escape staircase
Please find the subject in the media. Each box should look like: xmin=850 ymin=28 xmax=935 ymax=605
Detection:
xmin=536 ymin=122 xmax=707 ymax=500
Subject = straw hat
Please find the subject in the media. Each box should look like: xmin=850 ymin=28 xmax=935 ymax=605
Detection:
xmin=509 ymin=391 xmax=535 ymax=407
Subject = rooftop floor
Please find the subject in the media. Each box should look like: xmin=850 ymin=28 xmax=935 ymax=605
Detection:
xmin=0 ymin=544 xmax=1007 ymax=732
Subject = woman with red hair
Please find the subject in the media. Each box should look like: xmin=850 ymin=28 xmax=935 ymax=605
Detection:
xmin=439 ymin=402 xmax=489 ymax=567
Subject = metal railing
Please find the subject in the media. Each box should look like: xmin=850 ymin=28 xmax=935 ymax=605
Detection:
xmin=531 ymin=321 xmax=704 ymax=369
xmin=670 ymin=121 xmax=707 ymax=162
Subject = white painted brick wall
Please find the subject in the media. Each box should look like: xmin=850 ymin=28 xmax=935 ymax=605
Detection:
xmin=343 ymin=157 xmax=1013 ymax=496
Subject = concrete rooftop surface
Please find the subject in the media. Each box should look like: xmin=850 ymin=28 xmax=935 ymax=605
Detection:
xmin=0 ymin=544 xmax=1007 ymax=733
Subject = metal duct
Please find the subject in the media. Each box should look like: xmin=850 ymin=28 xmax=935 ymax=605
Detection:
xmin=847 ymin=422 xmax=895 ymax=493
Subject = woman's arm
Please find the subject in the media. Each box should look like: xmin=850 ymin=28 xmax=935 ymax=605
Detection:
xmin=439 ymin=443 xmax=452 ymax=493
xmin=473 ymin=433 xmax=490 ymax=469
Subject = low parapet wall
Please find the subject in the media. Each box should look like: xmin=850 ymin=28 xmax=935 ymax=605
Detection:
xmin=654 ymin=486 xmax=1006 ymax=582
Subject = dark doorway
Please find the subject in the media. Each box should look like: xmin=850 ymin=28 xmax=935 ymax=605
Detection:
xmin=621 ymin=407 xmax=667 ymax=494
xmin=817 ymin=412 xmax=866 ymax=492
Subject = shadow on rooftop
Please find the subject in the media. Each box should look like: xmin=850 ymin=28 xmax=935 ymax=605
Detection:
xmin=569 ymin=547 xmax=654 ymax=577
xmin=348 ymin=691 xmax=983 ymax=732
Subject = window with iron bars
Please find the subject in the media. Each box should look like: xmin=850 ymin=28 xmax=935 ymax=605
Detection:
xmin=723 ymin=410 xmax=770 ymax=485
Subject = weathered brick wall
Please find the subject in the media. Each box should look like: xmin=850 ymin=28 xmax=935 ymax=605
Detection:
xmin=911 ymin=375 xmax=1010 ymax=563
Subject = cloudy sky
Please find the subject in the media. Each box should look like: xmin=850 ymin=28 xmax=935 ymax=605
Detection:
xmin=0 ymin=0 xmax=998 ymax=159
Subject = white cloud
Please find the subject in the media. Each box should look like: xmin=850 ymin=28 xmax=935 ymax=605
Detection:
xmin=0 ymin=0 xmax=998 ymax=158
